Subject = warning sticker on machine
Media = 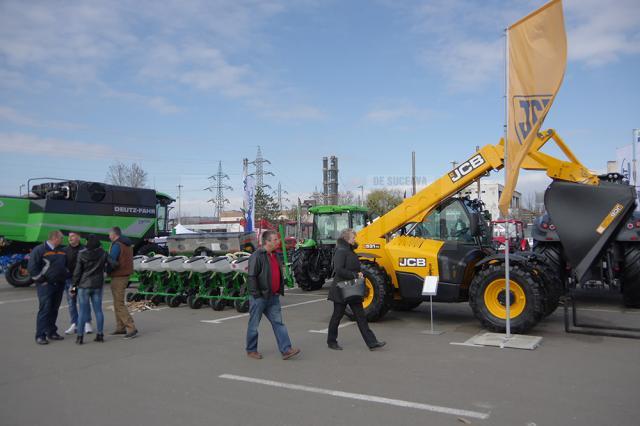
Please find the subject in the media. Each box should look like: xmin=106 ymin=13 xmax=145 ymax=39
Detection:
xmin=596 ymin=203 xmax=624 ymax=234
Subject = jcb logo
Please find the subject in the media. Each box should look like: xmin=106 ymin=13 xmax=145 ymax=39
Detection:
xmin=399 ymin=258 xmax=427 ymax=267
xmin=609 ymin=204 xmax=623 ymax=218
xmin=448 ymin=154 xmax=485 ymax=183
xmin=514 ymin=95 xmax=552 ymax=143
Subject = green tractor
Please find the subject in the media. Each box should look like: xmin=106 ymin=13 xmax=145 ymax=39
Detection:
xmin=0 ymin=179 xmax=174 ymax=287
xmin=292 ymin=205 xmax=368 ymax=291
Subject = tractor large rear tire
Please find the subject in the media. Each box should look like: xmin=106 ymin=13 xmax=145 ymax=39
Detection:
xmin=5 ymin=261 xmax=33 ymax=287
xmin=346 ymin=261 xmax=393 ymax=322
xmin=469 ymin=263 xmax=546 ymax=333
xmin=532 ymin=243 xmax=566 ymax=316
xmin=533 ymin=243 xmax=565 ymax=281
xmin=292 ymin=249 xmax=326 ymax=291
xmin=622 ymin=244 xmax=640 ymax=308
xmin=529 ymin=259 xmax=564 ymax=317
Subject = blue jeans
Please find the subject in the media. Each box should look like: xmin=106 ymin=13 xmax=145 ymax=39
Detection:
xmin=77 ymin=288 xmax=104 ymax=336
xmin=245 ymin=295 xmax=292 ymax=354
xmin=65 ymin=279 xmax=90 ymax=325
xmin=35 ymin=281 xmax=65 ymax=339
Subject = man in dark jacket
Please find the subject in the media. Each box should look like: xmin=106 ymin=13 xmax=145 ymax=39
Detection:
xmin=327 ymin=229 xmax=385 ymax=351
xmin=108 ymin=227 xmax=138 ymax=339
xmin=72 ymin=235 xmax=113 ymax=344
xmin=28 ymin=230 xmax=67 ymax=344
xmin=245 ymin=230 xmax=300 ymax=360
xmin=63 ymin=232 xmax=92 ymax=335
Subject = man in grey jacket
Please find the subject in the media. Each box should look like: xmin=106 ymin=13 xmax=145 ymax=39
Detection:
xmin=245 ymin=230 xmax=300 ymax=360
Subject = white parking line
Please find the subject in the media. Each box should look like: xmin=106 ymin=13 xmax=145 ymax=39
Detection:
xmin=201 ymin=298 xmax=326 ymax=324
xmin=578 ymin=307 xmax=640 ymax=315
xmin=219 ymin=374 xmax=490 ymax=420
xmin=309 ymin=321 xmax=356 ymax=334
xmin=285 ymin=292 xmax=329 ymax=297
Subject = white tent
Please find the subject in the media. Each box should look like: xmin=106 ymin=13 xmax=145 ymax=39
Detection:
xmin=172 ymin=224 xmax=197 ymax=234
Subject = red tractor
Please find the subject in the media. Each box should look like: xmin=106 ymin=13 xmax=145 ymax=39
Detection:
xmin=491 ymin=219 xmax=530 ymax=252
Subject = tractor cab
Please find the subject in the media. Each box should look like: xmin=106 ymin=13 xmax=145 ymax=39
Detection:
xmin=292 ymin=205 xmax=369 ymax=291
xmin=491 ymin=219 xmax=529 ymax=252
xmin=155 ymin=192 xmax=174 ymax=236
xmin=302 ymin=205 xmax=369 ymax=248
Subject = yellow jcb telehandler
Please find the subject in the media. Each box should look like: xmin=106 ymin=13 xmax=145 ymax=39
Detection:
xmin=353 ymin=129 xmax=639 ymax=333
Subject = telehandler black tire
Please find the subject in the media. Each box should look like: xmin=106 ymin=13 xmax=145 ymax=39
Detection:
xmin=622 ymin=245 xmax=640 ymax=308
xmin=292 ymin=249 xmax=326 ymax=291
xmin=469 ymin=263 xmax=546 ymax=333
xmin=392 ymin=299 xmax=422 ymax=311
xmin=346 ymin=261 xmax=393 ymax=322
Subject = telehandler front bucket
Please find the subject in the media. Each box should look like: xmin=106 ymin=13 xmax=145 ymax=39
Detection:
xmin=544 ymin=179 xmax=636 ymax=282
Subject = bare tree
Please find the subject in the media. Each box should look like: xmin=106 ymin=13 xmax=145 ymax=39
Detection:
xmin=106 ymin=161 xmax=148 ymax=188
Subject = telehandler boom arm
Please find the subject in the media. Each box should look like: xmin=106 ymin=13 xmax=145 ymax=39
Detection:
xmin=356 ymin=129 xmax=597 ymax=244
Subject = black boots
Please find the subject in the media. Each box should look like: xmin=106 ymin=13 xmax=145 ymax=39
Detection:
xmin=369 ymin=341 xmax=386 ymax=351
xmin=328 ymin=342 xmax=343 ymax=350
xmin=94 ymin=333 xmax=104 ymax=343
xmin=75 ymin=336 xmax=83 ymax=345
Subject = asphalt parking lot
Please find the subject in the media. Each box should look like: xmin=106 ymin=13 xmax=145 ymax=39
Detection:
xmin=1 ymin=276 xmax=639 ymax=426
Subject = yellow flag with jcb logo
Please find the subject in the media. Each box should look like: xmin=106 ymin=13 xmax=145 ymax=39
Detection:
xmin=498 ymin=0 xmax=567 ymax=217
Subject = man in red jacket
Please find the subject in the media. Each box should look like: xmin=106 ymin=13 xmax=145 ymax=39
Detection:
xmin=245 ymin=230 xmax=300 ymax=360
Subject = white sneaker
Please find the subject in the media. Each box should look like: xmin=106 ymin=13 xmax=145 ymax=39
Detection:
xmin=65 ymin=323 xmax=77 ymax=335
xmin=84 ymin=322 xmax=93 ymax=334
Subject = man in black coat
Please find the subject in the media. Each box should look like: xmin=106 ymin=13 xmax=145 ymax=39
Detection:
xmin=72 ymin=235 xmax=113 ymax=344
xmin=245 ymin=230 xmax=300 ymax=360
xmin=63 ymin=232 xmax=91 ymax=335
xmin=327 ymin=229 xmax=385 ymax=351
xmin=28 ymin=230 xmax=68 ymax=345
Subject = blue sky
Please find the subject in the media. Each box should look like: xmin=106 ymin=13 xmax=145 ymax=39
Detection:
xmin=1 ymin=0 xmax=638 ymax=216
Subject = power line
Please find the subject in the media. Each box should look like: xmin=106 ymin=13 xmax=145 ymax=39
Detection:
xmin=249 ymin=146 xmax=274 ymax=189
xmin=204 ymin=161 xmax=232 ymax=219
xmin=277 ymin=181 xmax=289 ymax=213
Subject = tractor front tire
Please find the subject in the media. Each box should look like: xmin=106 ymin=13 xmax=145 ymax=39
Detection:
xmin=346 ymin=261 xmax=393 ymax=322
xmin=5 ymin=261 xmax=33 ymax=287
xmin=293 ymin=249 xmax=326 ymax=291
xmin=622 ymin=244 xmax=640 ymax=308
xmin=469 ymin=263 xmax=546 ymax=333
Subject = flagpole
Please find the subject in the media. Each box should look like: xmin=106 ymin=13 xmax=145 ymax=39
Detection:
xmin=504 ymin=26 xmax=512 ymax=340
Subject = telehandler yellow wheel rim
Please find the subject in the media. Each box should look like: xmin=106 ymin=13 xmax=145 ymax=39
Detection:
xmin=484 ymin=279 xmax=526 ymax=319
xmin=362 ymin=278 xmax=374 ymax=308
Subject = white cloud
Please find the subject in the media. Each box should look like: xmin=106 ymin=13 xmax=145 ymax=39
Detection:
xmin=0 ymin=133 xmax=125 ymax=160
xmin=565 ymin=0 xmax=640 ymax=65
xmin=103 ymin=88 xmax=181 ymax=114
xmin=0 ymin=106 xmax=84 ymax=130
xmin=0 ymin=0 xmax=324 ymax=120
xmin=140 ymin=44 xmax=255 ymax=98
xmin=388 ymin=0 xmax=640 ymax=91
xmin=257 ymin=103 xmax=326 ymax=120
